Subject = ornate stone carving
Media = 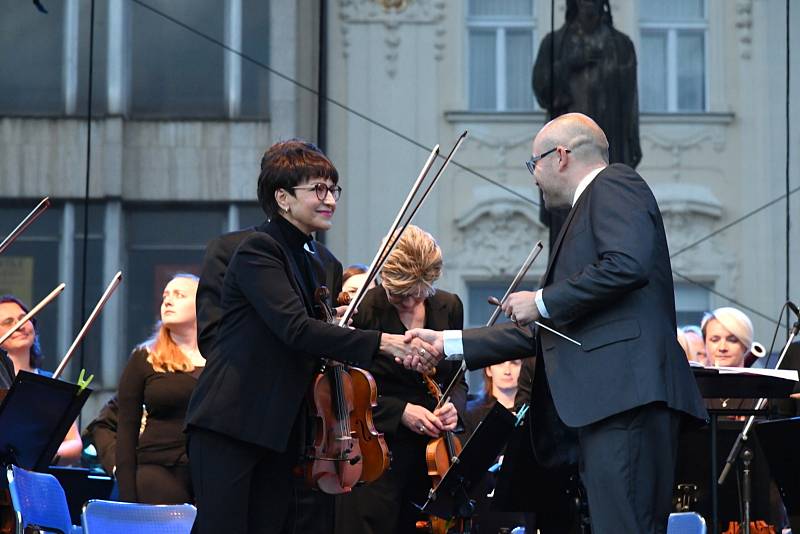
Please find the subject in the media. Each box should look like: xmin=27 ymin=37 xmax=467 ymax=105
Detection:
xmin=339 ymin=0 xmax=447 ymax=75
xmin=735 ymin=0 xmax=753 ymax=60
xmin=450 ymin=197 xmax=546 ymax=276
xmin=466 ymin=129 xmax=533 ymax=172
xmin=652 ymin=183 xmax=737 ymax=299
xmin=641 ymin=127 xmax=727 ymax=181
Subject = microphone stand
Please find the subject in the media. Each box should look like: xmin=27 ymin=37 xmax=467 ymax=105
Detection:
xmin=717 ymin=310 xmax=800 ymax=534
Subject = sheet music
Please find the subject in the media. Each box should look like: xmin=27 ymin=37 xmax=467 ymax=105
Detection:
xmin=710 ymin=366 xmax=798 ymax=382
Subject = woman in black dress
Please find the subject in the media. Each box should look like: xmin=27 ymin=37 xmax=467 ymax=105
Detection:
xmin=336 ymin=224 xmax=468 ymax=534
xmin=115 ymin=273 xmax=204 ymax=504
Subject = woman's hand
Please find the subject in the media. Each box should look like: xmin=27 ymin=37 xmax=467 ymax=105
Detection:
xmin=401 ymin=403 xmax=445 ymax=437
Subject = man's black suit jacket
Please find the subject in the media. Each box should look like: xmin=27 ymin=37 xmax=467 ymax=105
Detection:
xmin=186 ymin=220 xmax=381 ymax=453
xmin=461 ymin=164 xmax=707 ymax=432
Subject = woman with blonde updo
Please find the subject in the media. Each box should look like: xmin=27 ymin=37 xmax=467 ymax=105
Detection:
xmin=336 ymin=225 xmax=468 ymax=534
xmin=702 ymin=307 xmax=757 ymax=369
xmin=701 ymin=306 xmax=759 ymax=411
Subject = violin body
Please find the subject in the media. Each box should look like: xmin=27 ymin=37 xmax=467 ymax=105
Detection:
xmin=306 ymin=362 xmax=363 ymax=494
xmin=303 ymin=286 xmax=388 ymax=493
xmin=422 ymin=375 xmax=464 ymax=534
xmin=347 ymin=366 xmax=390 ymax=483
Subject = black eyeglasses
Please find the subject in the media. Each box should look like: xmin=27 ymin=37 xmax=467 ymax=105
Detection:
xmin=292 ymin=183 xmax=342 ymax=201
xmin=525 ymin=147 xmax=570 ymax=174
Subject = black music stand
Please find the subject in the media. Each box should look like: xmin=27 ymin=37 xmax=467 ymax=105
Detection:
xmin=691 ymin=368 xmax=795 ymax=534
xmin=0 ymin=370 xmax=91 ymax=472
xmin=755 ymin=417 xmax=800 ymax=533
xmin=419 ymin=402 xmax=517 ymax=522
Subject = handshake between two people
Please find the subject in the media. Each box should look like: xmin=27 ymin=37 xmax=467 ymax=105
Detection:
xmin=377 ymin=290 xmax=541 ymax=375
xmin=378 ymin=329 xmax=445 ymax=375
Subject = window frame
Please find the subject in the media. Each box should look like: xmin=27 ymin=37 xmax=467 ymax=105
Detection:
xmin=639 ymin=1 xmax=709 ymax=113
xmin=465 ymin=6 xmax=537 ymax=112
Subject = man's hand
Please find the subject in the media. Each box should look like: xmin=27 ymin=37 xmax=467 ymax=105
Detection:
xmin=500 ymin=290 xmax=541 ymax=326
xmin=380 ymin=333 xmax=438 ymax=371
xmin=400 ymin=329 xmax=445 ymax=373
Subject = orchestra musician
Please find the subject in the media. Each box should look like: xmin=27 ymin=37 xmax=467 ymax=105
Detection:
xmin=335 ymin=224 xmax=466 ymax=534
xmin=184 ymin=139 xmax=433 ymax=534
xmin=339 ymin=263 xmax=373 ymax=305
xmin=403 ymin=113 xmax=707 ymax=534
xmin=115 ymin=274 xmax=204 ymax=504
xmin=0 ymin=295 xmax=82 ymax=465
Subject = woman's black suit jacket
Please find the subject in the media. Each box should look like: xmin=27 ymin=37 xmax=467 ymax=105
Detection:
xmin=185 ymin=219 xmax=381 ymax=453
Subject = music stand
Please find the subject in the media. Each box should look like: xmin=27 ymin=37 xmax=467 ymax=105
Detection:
xmin=691 ymin=368 xmax=796 ymax=534
xmin=755 ymin=417 xmax=800 ymax=533
xmin=0 ymin=370 xmax=91 ymax=472
xmin=419 ymin=402 xmax=516 ymax=521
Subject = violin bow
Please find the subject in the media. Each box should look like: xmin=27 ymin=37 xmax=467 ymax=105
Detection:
xmin=0 ymin=197 xmax=51 ymax=255
xmin=435 ymin=241 xmax=545 ymax=408
xmin=53 ymin=271 xmax=122 ymax=379
xmin=339 ymin=130 xmax=469 ymax=327
xmin=0 ymin=283 xmax=66 ymax=346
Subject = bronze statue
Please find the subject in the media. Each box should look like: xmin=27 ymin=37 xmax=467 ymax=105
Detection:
xmin=533 ymin=0 xmax=642 ymax=245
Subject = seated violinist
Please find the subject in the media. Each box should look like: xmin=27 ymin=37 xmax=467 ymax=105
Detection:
xmin=338 ymin=263 xmax=374 ymax=305
xmin=0 ymin=295 xmax=82 ymax=465
xmin=335 ymin=224 xmax=467 ymax=534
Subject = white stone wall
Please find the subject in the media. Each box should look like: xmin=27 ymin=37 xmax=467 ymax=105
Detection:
xmin=325 ymin=0 xmax=800 ymax=342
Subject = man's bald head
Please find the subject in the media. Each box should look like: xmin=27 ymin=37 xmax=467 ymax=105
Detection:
xmin=536 ymin=113 xmax=609 ymax=166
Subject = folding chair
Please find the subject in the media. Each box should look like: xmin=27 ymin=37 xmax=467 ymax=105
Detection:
xmin=81 ymin=499 xmax=196 ymax=534
xmin=6 ymin=465 xmax=82 ymax=534
xmin=668 ymin=512 xmax=707 ymax=534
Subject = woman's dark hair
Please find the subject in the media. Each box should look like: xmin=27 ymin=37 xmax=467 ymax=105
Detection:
xmin=256 ymin=139 xmax=339 ymax=217
xmin=0 ymin=295 xmax=43 ymax=368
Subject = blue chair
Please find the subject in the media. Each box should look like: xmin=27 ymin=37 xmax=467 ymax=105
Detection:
xmin=6 ymin=465 xmax=82 ymax=534
xmin=81 ymin=500 xmax=196 ymax=534
xmin=668 ymin=512 xmax=707 ymax=534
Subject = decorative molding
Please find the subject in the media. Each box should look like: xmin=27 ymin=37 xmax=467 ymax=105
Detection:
xmin=651 ymin=183 xmax=735 ymax=297
xmin=339 ymin=0 xmax=447 ymax=75
xmin=735 ymin=0 xmax=753 ymax=60
xmin=466 ymin=128 xmax=535 ymax=169
xmin=641 ymin=127 xmax=727 ymax=180
xmin=451 ymin=197 xmax=546 ymax=276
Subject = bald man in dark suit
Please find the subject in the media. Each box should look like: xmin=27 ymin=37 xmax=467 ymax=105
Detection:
xmin=405 ymin=113 xmax=707 ymax=534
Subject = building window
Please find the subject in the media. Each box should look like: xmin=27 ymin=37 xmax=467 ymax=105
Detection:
xmin=124 ymin=205 xmax=228 ymax=353
xmin=0 ymin=0 xmax=268 ymax=119
xmin=467 ymin=0 xmax=536 ymax=111
xmin=639 ymin=0 xmax=707 ymax=112
xmin=129 ymin=0 xmax=270 ymax=119
xmin=0 ymin=203 xmax=64 ymax=370
xmin=674 ymin=281 xmax=710 ymax=328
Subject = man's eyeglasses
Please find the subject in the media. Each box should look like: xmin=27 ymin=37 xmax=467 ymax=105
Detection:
xmin=525 ymin=147 xmax=570 ymax=174
xmin=292 ymin=183 xmax=343 ymax=201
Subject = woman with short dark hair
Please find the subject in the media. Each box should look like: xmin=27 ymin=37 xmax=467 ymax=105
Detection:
xmin=185 ymin=139 xmax=426 ymax=534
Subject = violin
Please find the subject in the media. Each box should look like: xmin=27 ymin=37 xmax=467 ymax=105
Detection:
xmin=303 ymin=132 xmax=468 ymax=494
xmin=304 ymin=286 xmax=390 ymax=493
xmin=334 ymin=291 xmax=390 ymax=484
xmin=305 ymin=286 xmax=364 ymax=494
xmin=421 ymin=373 xmax=463 ymax=534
